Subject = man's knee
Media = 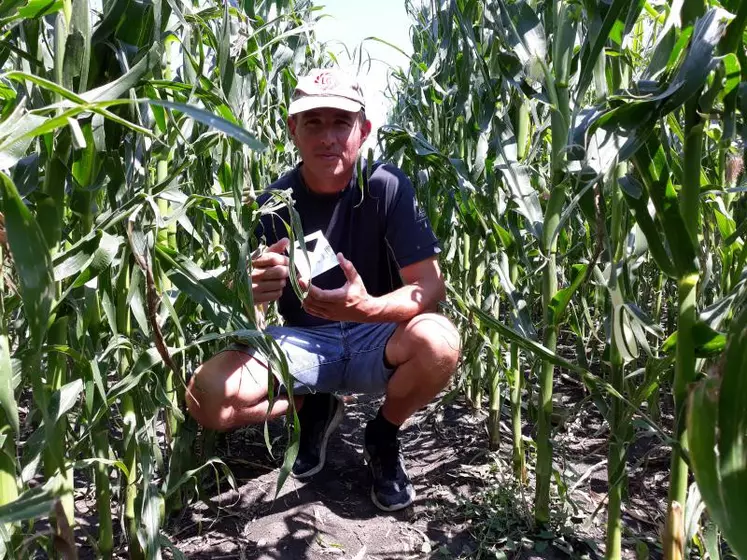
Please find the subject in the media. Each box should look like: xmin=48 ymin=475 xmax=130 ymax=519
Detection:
xmin=186 ymin=350 xmax=269 ymax=431
xmin=398 ymin=313 xmax=461 ymax=375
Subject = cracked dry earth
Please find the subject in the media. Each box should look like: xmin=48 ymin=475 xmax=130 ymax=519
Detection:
xmin=168 ymin=394 xmax=487 ymax=559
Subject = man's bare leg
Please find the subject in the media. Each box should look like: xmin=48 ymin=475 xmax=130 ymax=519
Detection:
xmin=187 ymin=313 xmax=460 ymax=432
xmin=381 ymin=313 xmax=461 ymax=425
xmin=186 ymin=350 xmax=302 ymax=431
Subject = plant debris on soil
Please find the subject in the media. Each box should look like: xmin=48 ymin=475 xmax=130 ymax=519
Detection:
xmin=163 ymin=376 xmax=671 ymax=560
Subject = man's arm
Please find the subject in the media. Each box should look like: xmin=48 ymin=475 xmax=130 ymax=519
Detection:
xmin=365 ymin=256 xmax=445 ymax=322
xmin=300 ymin=254 xmax=445 ymax=323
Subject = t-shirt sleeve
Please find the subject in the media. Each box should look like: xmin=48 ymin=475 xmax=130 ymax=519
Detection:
xmin=383 ymin=169 xmax=441 ymax=268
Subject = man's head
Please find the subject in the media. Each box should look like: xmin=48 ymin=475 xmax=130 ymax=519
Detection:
xmin=287 ymin=68 xmax=372 ymax=193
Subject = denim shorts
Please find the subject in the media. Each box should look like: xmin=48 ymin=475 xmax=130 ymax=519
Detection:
xmin=229 ymin=321 xmax=399 ymax=395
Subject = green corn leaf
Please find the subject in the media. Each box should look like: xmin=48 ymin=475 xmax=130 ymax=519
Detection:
xmin=492 ymin=123 xmax=543 ymax=240
xmin=3 ymin=70 xmax=86 ymax=104
xmin=724 ymin=216 xmax=747 ymax=246
xmin=162 ymin=458 xmax=235 ymax=500
xmin=0 ymin=483 xmax=58 ymax=523
xmin=0 ymin=173 xmax=53 ymax=350
xmin=69 ymin=232 xmax=122 ymax=289
xmin=705 ymin=53 xmax=741 ymax=110
xmin=147 ymin=100 xmax=266 ymax=152
xmin=703 ymin=524 xmax=721 ymax=560
xmin=158 ymin=535 xmax=188 ymax=560
xmin=156 ymin=244 xmax=245 ymax=329
xmin=107 ymin=347 xmax=162 ymax=403
xmin=619 ymin=174 xmax=677 ymax=278
xmin=688 ymin=304 xmax=747 ymax=559
xmin=470 ymin=305 xmax=643 ymax=411
xmin=20 ymin=424 xmax=44 ymax=483
xmin=74 ymin=458 xmax=130 ymax=478
xmin=716 ymin=304 xmax=747 ymax=554
xmin=90 ymin=0 xmax=132 ymax=44
xmin=49 ymin=379 xmax=85 ymax=423
xmin=0 ymin=105 xmax=46 ymax=170
xmin=644 ymin=25 xmax=678 ymax=80
xmin=549 ymin=264 xmax=588 ymax=326
xmin=494 ymin=0 xmax=546 ymax=69
xmin=0 ymin=334 xmax=18 ymax=435
xmin=471 ymin=305 xmax=588 ymax=376
xmin=276 ymin=415 xmax=299 ymax=499
xmin=659 ymin=8 xmax=735 ymax=116
xmin=491 ymin=252 xmax=537 ymax=339
xmin=0 ymin=0 xmax=26 ymax=19
xmin=632 ymin=136 xmax=699 ymax=276
xmin=127 ymin=267 xmax=149 ymax=336
xmin=53 ymin=230 xmax=122 ymax=282
xmin=662 ymin=321 xmax=728 ymax=357
xmin=576 ymin=0 xmax=643 ymax=105
xmin=17 ymin=0 xmax=62 ymax=18
xmin=80 ymin=44 xmax=160 ymax=104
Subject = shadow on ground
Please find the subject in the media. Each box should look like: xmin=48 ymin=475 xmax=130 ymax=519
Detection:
xmin=169 ymin=394 xmax=488 ymax=559
xmin=167 ymin=373 xmax=672 ymax=560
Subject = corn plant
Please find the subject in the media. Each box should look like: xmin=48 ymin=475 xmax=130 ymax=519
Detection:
xmin=0 ymin=0 xmax=323 ymax=556
xmin=383 ymin=0 xmax=747 ymax=558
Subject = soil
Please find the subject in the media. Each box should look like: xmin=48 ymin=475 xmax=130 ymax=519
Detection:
xmin=165 ymin=378 xmax=672 ymax=560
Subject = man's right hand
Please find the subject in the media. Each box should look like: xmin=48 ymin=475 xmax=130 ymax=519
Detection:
xmin=251 ymin=238 xmax=290 ymax=303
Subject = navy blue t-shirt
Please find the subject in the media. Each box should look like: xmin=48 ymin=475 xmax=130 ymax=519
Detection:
xmin=256 ymin=161 xmax=440 ymax=327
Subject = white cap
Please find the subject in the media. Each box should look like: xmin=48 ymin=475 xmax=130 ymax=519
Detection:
xmin=288 ymin=68 xmax=366 ymax=116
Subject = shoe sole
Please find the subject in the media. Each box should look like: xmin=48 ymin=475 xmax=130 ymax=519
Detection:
xmin=292 ymin=397 xmax=344 ymax=479
xmin=363 ymin=449 xmax=416 ymax=512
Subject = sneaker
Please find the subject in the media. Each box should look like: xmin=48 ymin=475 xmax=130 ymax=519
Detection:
xmin=363 ymin=433 xmax=416 ymax=512
xmin=291 ymin=393 xmax=344 ymax=479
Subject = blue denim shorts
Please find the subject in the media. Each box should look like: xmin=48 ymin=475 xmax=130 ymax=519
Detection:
xmin=230 ymin=321 xmax=399 ymax=395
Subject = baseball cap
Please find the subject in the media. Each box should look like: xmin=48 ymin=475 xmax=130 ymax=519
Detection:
xmin=288 ymin=68 xmax=366 ymax=116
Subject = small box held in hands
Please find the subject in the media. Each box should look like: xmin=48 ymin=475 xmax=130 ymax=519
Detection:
xmin=293 ymin=230 xmax=339 ymax=284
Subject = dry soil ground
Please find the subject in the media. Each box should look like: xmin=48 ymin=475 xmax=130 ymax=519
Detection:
xmin=165 ymin=381 xmax=670 ymax=560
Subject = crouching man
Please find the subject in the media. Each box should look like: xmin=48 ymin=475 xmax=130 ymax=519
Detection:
xmin=186 ymin=68 xmax=460 ymax=512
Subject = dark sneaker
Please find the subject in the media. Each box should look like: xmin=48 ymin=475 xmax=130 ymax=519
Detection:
xmin=363 ymin=435 xmax=415 ymax=512
xmin=291 ymin=393 xmax=344 ymax=479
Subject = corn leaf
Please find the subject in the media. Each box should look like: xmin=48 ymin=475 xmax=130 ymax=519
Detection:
xmin=49 ymin=379 xmax=85 ymax=423
xmin=495 ymin=0 xmax=546 ymax=68
xmin=716 ymin=304 xmax=747 ymax=553
xmin=147 ymin=100 xmax=266 ymax=152
xmin=0 ymin=334 xmax=18 ymax=435
xmin=688 ymin=304 xmax=747 ymax=559
xmin=549 ymin=264 xmax=588 ymax=326
xmin=0 ymin=480 xmax=60 ymax=523
xmin=0 ymin=173 xmax=53 ymax=350
xmin=661 ymin=321 xmax=727 ymax=357
xmin=619 ymin=174 xmax=677 ymax=278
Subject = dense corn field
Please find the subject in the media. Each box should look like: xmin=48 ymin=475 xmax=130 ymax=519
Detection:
xmin=0 ymin=0 xmax=745 ymax=558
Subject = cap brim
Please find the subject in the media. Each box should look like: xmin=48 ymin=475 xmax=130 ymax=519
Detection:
xmin=288 ymin=95 xmax=363 ymax=116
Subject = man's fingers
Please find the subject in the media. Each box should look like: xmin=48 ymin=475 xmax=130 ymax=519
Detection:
xmin=337 ymin=253 xmax=360 ymax=284
xmin=254 ymin=290 xmax=284 ymax=304
xmin=253 ymin=279 xmax=286 ymax=293
xmin=251 ymin=264 xmax=289 ymax=281
xmin=252 ymin=252 xmax=289 ymax=269
xmin=267 ymin=237 xmax=289 ymax=254
xmin=307 ymin=285 xmax=345 ymax=302
xmin=302 ymin=301 xmax=328 ymax=319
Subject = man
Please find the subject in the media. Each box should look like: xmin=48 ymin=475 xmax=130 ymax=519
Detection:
xmin=187 ymin=68 xmax=460 ymax=512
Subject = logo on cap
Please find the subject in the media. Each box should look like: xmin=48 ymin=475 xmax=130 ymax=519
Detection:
xmin=313 ymin=72 xmax=338 ymax=90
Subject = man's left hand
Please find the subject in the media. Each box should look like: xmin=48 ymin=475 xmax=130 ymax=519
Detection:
xmin=301 ymin=253 xmax=378 ymax=322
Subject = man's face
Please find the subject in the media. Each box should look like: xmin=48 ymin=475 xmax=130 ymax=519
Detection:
xmin=288 ymin=108 xmax=371 ymax=191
